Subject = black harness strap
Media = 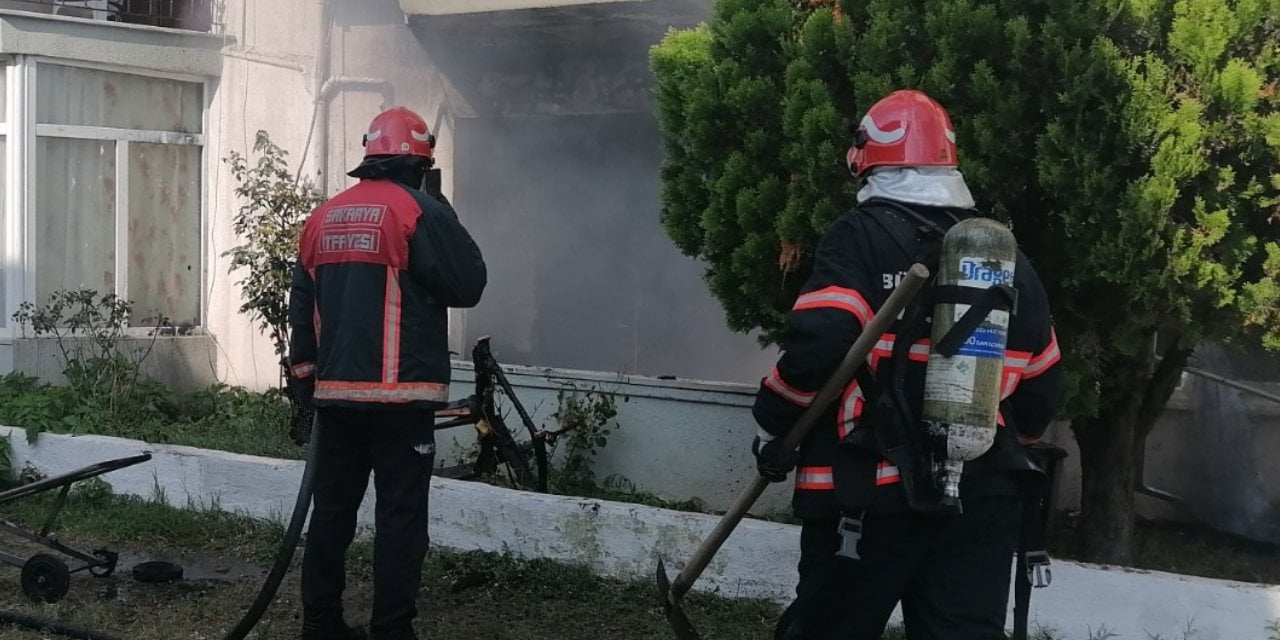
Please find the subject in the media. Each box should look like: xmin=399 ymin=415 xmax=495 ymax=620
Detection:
xmin=929 ymin=284 xmax=1019 ymax=357
xmin=861 ymin=198 xmax=1019 ymax=359
xmin=1012 ymin=444 xmax=1068 ymax=640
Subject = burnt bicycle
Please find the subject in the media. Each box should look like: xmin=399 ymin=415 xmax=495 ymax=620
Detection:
xmin=287 ymin=336 xmax=564 ymax=493
xmin=431 ymin=336 xmax=561 ymax=492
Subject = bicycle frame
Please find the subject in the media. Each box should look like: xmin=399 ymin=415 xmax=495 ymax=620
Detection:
xmin=431 ymin=337 xmax=550 ymax=492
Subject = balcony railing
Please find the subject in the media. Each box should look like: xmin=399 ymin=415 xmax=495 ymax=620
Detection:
xmin=0 ymin=0 xmax=216 ymax=32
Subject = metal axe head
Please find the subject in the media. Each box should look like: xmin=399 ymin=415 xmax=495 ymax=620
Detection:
xmin=655 ymin=559 xmax=700 ymax=640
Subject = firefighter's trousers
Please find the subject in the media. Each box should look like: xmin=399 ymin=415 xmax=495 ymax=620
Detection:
xmin=301 ymin=406 xmax=436 ymax=635
xmin=777 ymin=495 xmax=1020 ymax=640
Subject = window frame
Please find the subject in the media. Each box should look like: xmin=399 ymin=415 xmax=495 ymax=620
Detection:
xmin=0 ymin=55 xmax=210 ymax=338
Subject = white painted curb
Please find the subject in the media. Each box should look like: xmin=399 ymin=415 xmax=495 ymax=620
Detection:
xmin=3 ymin=426 xmax=1278 ymax=639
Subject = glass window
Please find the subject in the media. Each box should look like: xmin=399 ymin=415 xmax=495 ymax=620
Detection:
xmin=128 ymin=143 xmax=201 ymax=327
xmin=35 ymin=138 xmax=117 ymax=303
xmin=37 ymin=64 xmax=202 ymax=133
xmin=19 ymin=62 xmax=206 ymax=329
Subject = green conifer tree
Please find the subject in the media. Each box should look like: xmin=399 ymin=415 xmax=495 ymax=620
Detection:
xmin=652 ymin=0 xmax=1280 ymax=563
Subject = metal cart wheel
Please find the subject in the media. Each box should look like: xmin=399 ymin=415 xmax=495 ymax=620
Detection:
xmin=21 ymin=553 xmax=71 ymax=603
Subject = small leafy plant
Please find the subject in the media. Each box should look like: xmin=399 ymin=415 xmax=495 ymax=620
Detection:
xmin=223 ymin=130 xmax=325 ymax=365
xmin=547 ymin=384 xmax=622 ymax=495
xmin=11 ymin=290 xmax=173 ymax=440
xmin=223 ymin=130 xmax=326 ymax=442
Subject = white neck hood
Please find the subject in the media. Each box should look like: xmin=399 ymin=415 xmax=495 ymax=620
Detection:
xmin=856 ymin=166 xmax=976 ymax=209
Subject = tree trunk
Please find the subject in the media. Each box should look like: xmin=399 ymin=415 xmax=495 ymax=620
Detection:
xmin=1069 ymin=339 xmax=1193 ymax=565
xmin=1072 ymin=410 xmax=1139 ymax=564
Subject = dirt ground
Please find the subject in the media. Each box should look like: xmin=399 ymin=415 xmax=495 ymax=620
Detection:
xmin=0 ymin=534 xmax=778 ymax=640
xmin=0 ymin=482 xmax=784 ymax=640
xmin=2 ymin=482 xmax=1274 ymax=640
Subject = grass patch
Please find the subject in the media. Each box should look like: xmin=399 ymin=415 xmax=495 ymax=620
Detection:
xmin=0 ymin=480 xmax=779 ymax=639
xmin=1050 ymin=512 xmax=1280 ymax=584
xmin=0 ymin=373 xmax=303 ymax=460
xmin=416 ymin=550 xmax=778 ymax=640
xmin=0 ymin=477 xmax=283 ymax=563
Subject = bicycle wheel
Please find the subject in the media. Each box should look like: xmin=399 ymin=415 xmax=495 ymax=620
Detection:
xmin=489 ymin=372 xmax=549 ymax=492
xmin=483 ymin=414 xmax=541 ymax=491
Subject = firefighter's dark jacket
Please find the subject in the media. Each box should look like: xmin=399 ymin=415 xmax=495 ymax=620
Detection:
xmin=287 ymin=178 xmax=486 ymax=410
xmin=753 ymin=200 xmax=1065 ymax=519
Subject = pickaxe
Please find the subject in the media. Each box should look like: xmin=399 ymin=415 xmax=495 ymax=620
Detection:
xmin=655 ymin=263 xmax=931 ymax=639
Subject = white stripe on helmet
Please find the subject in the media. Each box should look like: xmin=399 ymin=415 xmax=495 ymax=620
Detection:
xmin=861 ymin=114 xmax=907 ymax=144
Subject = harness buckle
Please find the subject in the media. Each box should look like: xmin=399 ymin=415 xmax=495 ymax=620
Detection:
xmin=1025 ymin=550 xmax=1052 ymax=588
xmin=835 ymin=515 xmax=864 ymax=561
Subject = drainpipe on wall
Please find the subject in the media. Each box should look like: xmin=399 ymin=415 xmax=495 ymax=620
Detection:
xmin=308 ymin=0 xmax=334 ymax=194
xmin=315 ymin=77 xmax=397 ymax=193
xmin=309 ymin=1 xmax=398 ymax=194
xmin=319 ymin=77 xmax=397 ymax=104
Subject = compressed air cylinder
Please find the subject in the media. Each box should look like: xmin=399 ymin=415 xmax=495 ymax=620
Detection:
xmin=921 ymin=217 xmax=1017 ymax=504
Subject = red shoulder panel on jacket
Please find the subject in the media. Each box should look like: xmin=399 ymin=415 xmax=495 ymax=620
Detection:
xmin=301 ymin=180 xmax=421 ymax=270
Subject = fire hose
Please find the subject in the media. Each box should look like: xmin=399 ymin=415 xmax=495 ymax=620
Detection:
xmin=0 ymin=610 xmax=125 ymax=640
xmin=220 ymin=415 xmax=323 ymax=640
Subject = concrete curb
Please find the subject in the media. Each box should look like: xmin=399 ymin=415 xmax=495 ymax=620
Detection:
xmin=3 ymin=426 xmax=1278 ymax=639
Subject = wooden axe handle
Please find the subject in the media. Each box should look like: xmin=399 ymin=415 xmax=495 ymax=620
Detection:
xmin=669 ymin=263 xmax=931 ymax=600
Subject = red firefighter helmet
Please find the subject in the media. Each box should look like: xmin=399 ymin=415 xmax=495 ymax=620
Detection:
xmin=846 ymin=90 xmax=958 ymax=177
xmin=361 ymin=106 xmax=435 ymax=159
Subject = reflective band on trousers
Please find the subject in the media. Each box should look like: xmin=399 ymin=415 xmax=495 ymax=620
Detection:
xmin=796 ymin=466 xmax=834 ymax=490
xmin=876 ymin=461 xmax=900 ymax=486
xmin=315 ymin=381 xmax=448 ymax=403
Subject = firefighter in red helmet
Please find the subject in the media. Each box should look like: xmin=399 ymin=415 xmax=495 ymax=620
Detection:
xmin=288 ymin=106 xmax=486 ymax=640
xmin=751 ymin=90 xmax=1065 ymax=639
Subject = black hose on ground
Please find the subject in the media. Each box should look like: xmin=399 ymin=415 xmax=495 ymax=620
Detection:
xmin=0 ymin=610 xmax=125 ymax=640
xmin=221 ymin=416 xmax=322 ymax=640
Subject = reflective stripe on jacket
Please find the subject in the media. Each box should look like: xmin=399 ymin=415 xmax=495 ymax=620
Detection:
xmin=288 ymin=179 xmax=486 ymax=409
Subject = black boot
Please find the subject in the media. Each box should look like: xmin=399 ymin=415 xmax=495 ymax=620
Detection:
xmin=368 ymin=625 xmax=418 ymax=640
xmin=301 ymin=612 xmax=368 ymax=640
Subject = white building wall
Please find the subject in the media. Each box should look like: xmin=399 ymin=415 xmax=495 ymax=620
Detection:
xmin=441 ymin=361 xmax=796 ymax=515
xmin=202 ymin=0 xmax=318 ymax=389
xmin=441 ymin=361 xmax=1280 ymax=535
xmin=204 ymin=0 xmax=466 ymax=389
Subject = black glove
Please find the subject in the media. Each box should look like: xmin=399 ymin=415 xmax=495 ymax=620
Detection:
xmin=285 ymin=374 xmax=316 ymax=446
xmin=752 ymin=436 xmax=801 ymax=483
xmin=290 ymin=375 xmax=315 ymax=408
